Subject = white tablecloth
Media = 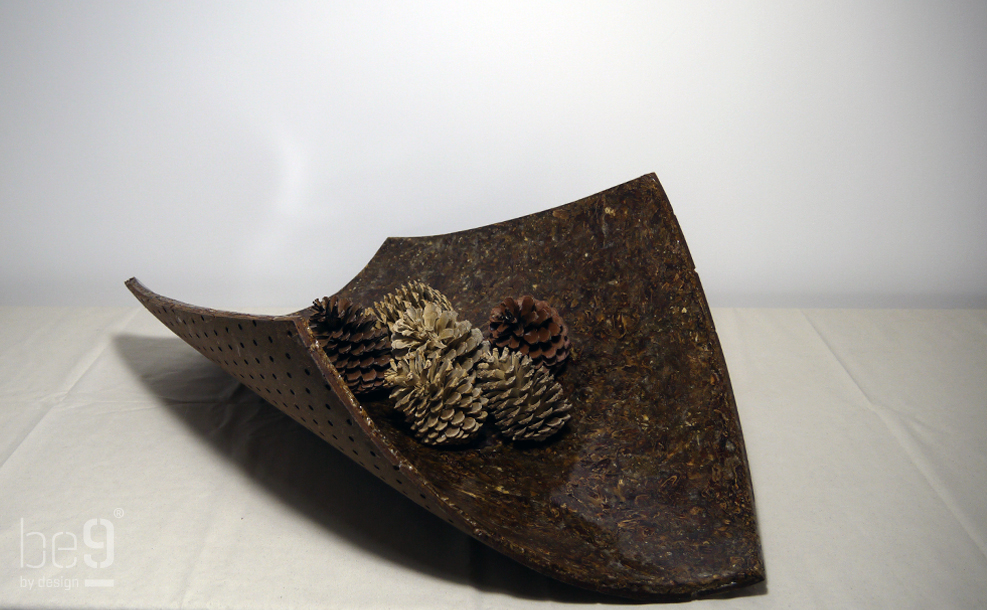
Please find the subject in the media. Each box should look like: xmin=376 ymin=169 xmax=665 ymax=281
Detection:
xmin=1 ymin=307 xmax=985 ymax=608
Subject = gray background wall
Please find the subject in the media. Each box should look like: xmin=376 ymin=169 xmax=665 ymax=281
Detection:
xmin=2 ymin=1 xmax=985 ymax=308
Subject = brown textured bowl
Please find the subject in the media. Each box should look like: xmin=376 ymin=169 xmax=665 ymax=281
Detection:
xmin=126 ymin=173 xmax=764 ymax=601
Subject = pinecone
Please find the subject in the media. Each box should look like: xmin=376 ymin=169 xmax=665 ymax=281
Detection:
xmin=373 ymin=281 xmax=454 ymax=329
xmin=477 ymin=348 xmax=571 ymax=442
xmin=386 ymin=350 xmax=487 ymax=446
xmin=488 ymin=295 xmax=570 ymax=371
xmin=309 ymin=296 xmax=391 ymax=395
xmin=391 ymin=301 xmax=487 ymax=370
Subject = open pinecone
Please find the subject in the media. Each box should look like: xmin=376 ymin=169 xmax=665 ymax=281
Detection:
xmin=391 ymin=301 xmax=487 ymax=370
xmin=386 ymin=350 xmax=487 ymax=446
xmin=488 ymin=295 xmax=570 ymax=371
xmin=373 ymin=281 xmax=454 ymax=329
xmin=309 ymin=296 xmax=391 ymax=395
xmin=477 ymin=348 xmax=571 ymax=442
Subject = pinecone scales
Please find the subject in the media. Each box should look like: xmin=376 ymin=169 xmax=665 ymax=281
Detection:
xmin=309 ymin=296 xmax=391 ymax=395
xmin=386 ymin=351 xmax=487 ymax=446
xmin=391 ymin=301 xmax=487 ymax=370
xmin=373 ymin=281 xmax=454 ymax=329
xmin=488 ymin=295 xmax=570 ymax=371
xmin=477 ymin=348 xmax=571 ymax=442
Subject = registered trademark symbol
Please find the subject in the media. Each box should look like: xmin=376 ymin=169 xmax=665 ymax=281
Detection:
xmin=113 ymin=508 xmax=124 ymax=519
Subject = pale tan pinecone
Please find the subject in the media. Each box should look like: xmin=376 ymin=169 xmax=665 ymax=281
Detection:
xmin=309 ymin=296 xmax=391 ymax=394
xmin=391 ymin=301 xmax=487 ymax=370
xmin=373 ymin=281 xmax=454 ymax=329
xmin=488 ymin=295 xmax=570 ymax=371
xmin=477 ymin=348 xmax=571 ymax=442
xmin=385 ymin=350 xmax=487 ymax=446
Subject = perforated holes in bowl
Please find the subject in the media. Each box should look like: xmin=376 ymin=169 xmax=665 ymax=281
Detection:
xmin=139 ymin=298 xmax=444 ymax=519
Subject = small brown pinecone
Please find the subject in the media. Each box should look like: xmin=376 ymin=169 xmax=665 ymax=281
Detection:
xmin=391 ymin=301 xmax=487 ymax=370
xmin=373 ymin=281 xmax=454 ymax=329
xmin=386 ymin=350 xmax=487 ymax=446
xmin=477 ymin=348 xmax=571 ymax=442
xmin=488 ymin=295 xmax=570 ymax=371
xmin=309 ymin=296 xmax=391 ymax=395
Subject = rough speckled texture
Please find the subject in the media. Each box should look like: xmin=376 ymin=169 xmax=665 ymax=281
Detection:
xmin=127 ymin=173 xmax=764 ymax=601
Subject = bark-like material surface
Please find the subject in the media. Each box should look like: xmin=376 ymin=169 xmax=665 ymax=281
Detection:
xmin=127 ymin=173 xmax=764 ymax=601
